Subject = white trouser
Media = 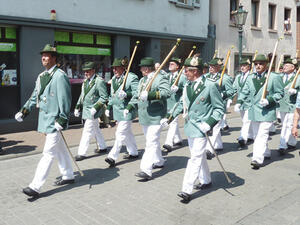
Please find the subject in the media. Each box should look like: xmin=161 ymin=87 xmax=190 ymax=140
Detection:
xmin=252 ymin=121 xmax=272 ymax=164
xmin=239 ymin=110 xmax=254 ymax=141
xmin=206 ymin=120 xmax=223 ymax=153
xmin=164 ymin=116 xmax=182 ymax=147
xmin=29 ymin=132 xmax=74 ymax=192
xmin=78 ymin=118 xmax=107 ymax=156
xmin=279 ymin=112 xmax=297 ymax=149
xmin=182 ymin=137 xmax=211 ymax=194
xmin=140 ymin=125 xmax=164 ymax=176
xmin=220 ymin=114 xmax=228 ymax=128
xmin=276 ymin=110 xmax=281 ymax=119
xmin=108 ymin=120 xmax=138 ymax=160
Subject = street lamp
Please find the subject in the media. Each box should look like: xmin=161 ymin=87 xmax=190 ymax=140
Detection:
xmin=232 ymin=4 xmax=248 ymax=65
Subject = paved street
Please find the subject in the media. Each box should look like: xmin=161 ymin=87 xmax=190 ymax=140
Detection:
xmin=1 ymin=113 xmax=300 ymax=225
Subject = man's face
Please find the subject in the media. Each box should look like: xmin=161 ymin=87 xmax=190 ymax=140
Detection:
xmin=84 ymin=69 xmax=95 ymax=79
xmin=41 ymin=53 xmax=56 ymax=69
xmin=140 ymin=66 xmax=152 ymax=76
xmin=113 ymin=66 xmax=125 ymax=78
xmin=240 ymin=64 xmax=250 ymax=73
xmin=254 ymin=61 xmax=267 ymax=74
xmin=283 ymin=63 xmax=295 ymax=74
xmin=169 ymin=62 xmax=179 ymax=73
xmin=184 ymin=67 xmax=199 ymax=81
xmin=209 ymin=65 xmax=221 ymax=74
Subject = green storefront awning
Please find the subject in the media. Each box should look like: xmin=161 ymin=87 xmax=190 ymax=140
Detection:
xmin=57 ymin=45 xmax=111 ymax=56
xmin=0 ymin=43 xmax=16 ymax=52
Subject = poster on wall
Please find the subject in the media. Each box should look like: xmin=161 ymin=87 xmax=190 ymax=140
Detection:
xmin=2 ymin=69 xmax=17 ymax=86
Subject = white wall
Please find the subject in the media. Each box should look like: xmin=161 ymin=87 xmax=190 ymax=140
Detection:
xmin=0 ymin=0 xmax=209 ymax=39
xmin=210 ymin=0 xmax=297 ymax=75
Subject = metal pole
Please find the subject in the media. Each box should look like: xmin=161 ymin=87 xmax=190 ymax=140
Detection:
xmin=238 ymin=26 xmax=243 ymax=68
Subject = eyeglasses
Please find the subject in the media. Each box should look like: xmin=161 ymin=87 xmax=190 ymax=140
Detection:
xmin=254 ymin=62 xmax=266 ymax=66
xmin=185 ymin=67 xmax=197 ymax=72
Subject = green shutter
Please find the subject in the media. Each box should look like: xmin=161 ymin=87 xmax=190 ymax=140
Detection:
xmin=5 ymin=27 xmax=16 ymax=39
xmin=56 ymin=45 xmax=111 ymax=56
xmin=73 ymin=33 xmax=93 ymax=44
xmin=0 ymin=43 xmax=16 ymax=52
xmin=96 ymin=34 xmax=111 ymax=45
xmin=55 ymin=31 xmax=70 ymax=42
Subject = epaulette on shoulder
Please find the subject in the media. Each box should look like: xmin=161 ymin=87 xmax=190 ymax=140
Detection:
xmin=206 ymin=77 xmax=218 ymax=82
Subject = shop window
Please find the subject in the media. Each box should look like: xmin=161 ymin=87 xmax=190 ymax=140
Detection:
xmin=268 ymin=4 xmax=277 ymax=30
xmin=284 ymin=8 xmax=291 ymax=33
xmin=0 ymin=26 xmax=19 ymax=119
xmin=251 ymin=0 xmax=260 ymax=27
xmin=55 ymin=30 xmax=112 ymax=84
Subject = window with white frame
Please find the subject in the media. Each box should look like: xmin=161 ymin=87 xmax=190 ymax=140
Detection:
xmin=284 ymin=8 xmax=291 ymax=32
xmin=268 ymin=4 xmax=277 ymax=30
xmin=251 ymin=0 xmax=260 ymax=27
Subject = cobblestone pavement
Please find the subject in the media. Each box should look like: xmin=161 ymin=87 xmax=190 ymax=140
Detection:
xmin=0 ymin=116 xmax=300 ymax=225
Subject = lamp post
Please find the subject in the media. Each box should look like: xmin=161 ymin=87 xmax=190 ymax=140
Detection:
xmin=232 ymin=4 xmax=248 ymax=66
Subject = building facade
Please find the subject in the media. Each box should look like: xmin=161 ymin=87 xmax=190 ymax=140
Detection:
xmin=210 ymin=0 xmax=297 ymax=75
xmin=0 ymin=0 xmax=211 ymax=133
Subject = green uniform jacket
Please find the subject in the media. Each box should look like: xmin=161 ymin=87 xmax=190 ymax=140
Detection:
xmin=166 ymin=71 xmax=187 ymax=113
xmin=108 ymin=72 xmax=139 ymax=121
xmin=278 ymin=72 xmax=300 ymax=113
xmin=237 ymin=72 xmax=284 ymax=122
xmin=22 ymin=67 xmax=71 ymax=134
xmin=129 ymin=72 xmax=171 ymax=126
xmin=76 ymin=75 xmax=108 ymax=120
xmin=233 ymin=71 xmax=251 ymax=110
xmin=204 ymin=72 xmax=235 ymax=108
xmin=172 ymin=76 xmax=224 ymax=138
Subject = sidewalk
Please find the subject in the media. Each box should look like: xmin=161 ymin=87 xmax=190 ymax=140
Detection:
xmin=0 ymin=107 xmax=240 ymax=161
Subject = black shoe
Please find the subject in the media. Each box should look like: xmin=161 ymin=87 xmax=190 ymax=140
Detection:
xmin=123 ymin=153 xmax=139 ymax=160
xmin=247 ymin=138 xmax=254 ymax=144
xmin=162 ymin=144 xmax=172 ymax=152
xmin=269 ymin=131 xmax=276 ymax=136
xmin=206 ymin=151 xmax=214 ymax=160
xmin=278 ymin=148 xmax=286 ymax=156
xmin=277 ymin=118 xmax=281 ymax=123
xmin=22 ymin=187 xmax=39 ymax=197
xmin=105 ymin=157 xmax=115 ymax=167
xmin=238 ymin=140 xmax=246 ymax=148
xmin=194 ymin=182 xmax=212 ymax=190
xmin=221 ymin=126 xmax=229 ymax=132
xmin=287 ymin=145 xmax=296 ymax=150
xmin=135 ymin=172 xmax=152 ymax=180
xmin=251 ymin=160 xmax=261 ymax=169
xmin=173 ymin=142 xmax=183 ymax=147
xmin=53 ymin=178 xmax=75 ymax=186
xmin=264 ymin=156 xmax=271 ymax=160
xmin=215 ymin=148 xmax=223 ymax=152
xmin=75 ymin=155 xmax=87 ymax=161
xmin=94 ymin=148 xmax=107 ymax=154
xmin=0 ymin=148 xmax=4 ymax=155
xmin=152 ymin=164 xmax=164 ymax=169
xmin=177 ymin=192 xmax=191 ymax=203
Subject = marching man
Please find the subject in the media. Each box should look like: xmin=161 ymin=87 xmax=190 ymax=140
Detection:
xmin=15 ymin=44 xmax=75 ymax=197
xmin=74 ymin=62 xmax=108 ymax=161
xmin=163 ymin=56 xmax=224 ymax=203
xmin=236 ymin=54 xmax=284 ymax=169
xmin=233 ymin=58 xmax=254 ymax=147
xmin=204 ymin=58 xmax=235 ymax=159
xmin=104 ymin=58 xmax=139 ymax=167
xmin=127 ymin=57 xmax=170 ymax=181
xmin=277 ymin=58 xmax=299 ymax=155
xmin=162 ymin=57 xmax=186 ymax=152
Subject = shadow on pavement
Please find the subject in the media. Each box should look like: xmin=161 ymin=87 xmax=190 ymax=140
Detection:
xmin=27 ymin=167 xmax=120 ymax=202
xmin=191 ymin=171 xmax=245 ymax=202
xmin=0 ymin=138 xmax=37 ymax=155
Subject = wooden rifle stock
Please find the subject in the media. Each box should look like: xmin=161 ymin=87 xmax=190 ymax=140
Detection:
xmin=219 ymin=46 xmax=234 ymax=87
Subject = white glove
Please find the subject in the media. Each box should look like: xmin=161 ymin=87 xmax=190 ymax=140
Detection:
xmin=54 ymin=122 xmax=63 ymax=131
xmin=123 ymin=109 xmax=129 ymax=118
xmin=259 ymin=99 xmax=269 ymax=107
xmin=198 ymin=122 xmax=211 ymax=134
xmin=15 ymin=112 xmax=23 ymax=122
xmin=160 ymin=118 xmax=169 ymax=128
xmin=74 ymin=109 xmax=80 ymax=117
xmin=118 ymin=90 xmax=127 ymax=99
xmin=140 ymin=91 xmax=148 ymax=102
xmin=234 ymin=104 xmax=241 ymax=112
xmin=288 ymin=88 xmax=297 ymax=95
xmin=171 ymin=85 xmax=179 ymax=93
xmin=90 ymin=107 xmax=97 ymax=116
xmin=105 ymin=109 xmax=110 ymax=117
